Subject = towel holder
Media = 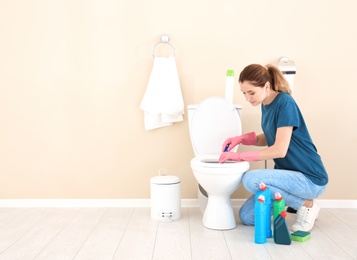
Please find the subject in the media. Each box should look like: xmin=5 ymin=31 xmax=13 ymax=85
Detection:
xmin=152 ymin=35 xmax=176 ymax=58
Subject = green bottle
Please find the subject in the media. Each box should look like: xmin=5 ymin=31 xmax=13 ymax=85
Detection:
xmin=273 ymin=192 xmax=286 ymax=220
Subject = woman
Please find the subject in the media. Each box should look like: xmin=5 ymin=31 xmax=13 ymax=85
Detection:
xmin=219 ymin=64 xmax=328 ymax=232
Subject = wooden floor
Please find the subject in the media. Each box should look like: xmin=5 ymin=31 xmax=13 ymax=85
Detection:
xmin=0 ymin=207 xmax=356 ymax=260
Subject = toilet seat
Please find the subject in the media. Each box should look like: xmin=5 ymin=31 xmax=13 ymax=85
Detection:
xmin=191 ymin=156 xmax=248 ymax=169
xmin=190 ymin=97 xmax=242 ymax=157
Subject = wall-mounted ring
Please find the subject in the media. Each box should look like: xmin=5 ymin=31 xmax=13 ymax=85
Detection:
xmin=152 ymin=35 xmax=176 ymax=57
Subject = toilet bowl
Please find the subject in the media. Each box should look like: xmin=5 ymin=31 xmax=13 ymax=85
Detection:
xmin=191 ymin=157 xmax=249 ymax=230
xmin=188 ymin=97 xmax=250 ymax=230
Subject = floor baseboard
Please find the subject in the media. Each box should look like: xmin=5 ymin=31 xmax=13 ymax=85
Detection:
xmin=0 ymin=199 xmax=356 ymax=208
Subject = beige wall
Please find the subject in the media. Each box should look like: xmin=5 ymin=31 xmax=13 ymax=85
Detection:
xmin=0 ymin=0 xmax=356 ymax=199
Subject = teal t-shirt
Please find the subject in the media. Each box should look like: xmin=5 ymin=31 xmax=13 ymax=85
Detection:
xmin=261 ymin=92 xmax=328 ymax=186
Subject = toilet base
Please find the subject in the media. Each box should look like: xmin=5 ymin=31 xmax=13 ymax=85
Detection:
xmin=202 ymin=195 xmax=236 ymax=230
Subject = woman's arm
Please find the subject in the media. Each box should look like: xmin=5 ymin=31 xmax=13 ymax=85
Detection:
xmin=256 ymin=133 xmax=268 ymax=146
xmin=257 ymin=126 xmax=293 ymax=160
xmin=219 ymin=127 xmax=294 ymax=163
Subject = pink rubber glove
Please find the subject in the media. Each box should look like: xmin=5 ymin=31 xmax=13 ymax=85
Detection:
xmin=219 ymin=151 xmax=260 ymax=163
xmin=221 ymin=132 xmax=257 ymax=152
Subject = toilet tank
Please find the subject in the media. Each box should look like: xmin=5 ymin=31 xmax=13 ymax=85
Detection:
xmin=187 ymin=98 xmax=243 ymax=157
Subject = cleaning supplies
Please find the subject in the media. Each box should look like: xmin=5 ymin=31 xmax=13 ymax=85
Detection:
xmin=225 ymin=70 xmax=234 ymax=104
xmin=254 ymin=195 xmax=266 ymax=244
xmin=255 ymin=183 xmax=272 ymax=238
xmin=291 ymin=231 xmax=311 ymax=242
xmin=273 ymin=211 xmax=292 ymax=245
xmin=273 ymin=192 xmax=286 ymax=220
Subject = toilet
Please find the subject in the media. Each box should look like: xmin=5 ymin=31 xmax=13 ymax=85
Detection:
xmin=188 ymin=97 xmax=250 ymax=230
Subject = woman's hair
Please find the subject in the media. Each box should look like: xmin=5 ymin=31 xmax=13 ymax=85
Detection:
xmin=238 ymin=64 xmax=292 ymax=94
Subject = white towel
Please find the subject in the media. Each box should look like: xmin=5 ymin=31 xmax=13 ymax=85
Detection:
xmin=140 ymin=55 xmax=184 ymax=130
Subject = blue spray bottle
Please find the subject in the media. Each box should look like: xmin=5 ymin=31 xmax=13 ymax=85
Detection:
xmin=254 ymin=195 xmax=266 ymax=244
xmin=255 ymin=182 xmax=272 ymax=238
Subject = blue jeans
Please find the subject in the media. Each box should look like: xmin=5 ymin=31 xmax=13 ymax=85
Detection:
xmin=239 ymin=169 xmax=327 ymax=225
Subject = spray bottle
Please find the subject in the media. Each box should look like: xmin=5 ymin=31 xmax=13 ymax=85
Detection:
xmin=255 ymin=182 xmax=272 ymax=238
xmin=225 ymin=70 xmax=234 ymax=104
xmin=254 ymin=195 xmax=266 ymax=244
xmin=273 ymin=192 xmax=286 ymax=220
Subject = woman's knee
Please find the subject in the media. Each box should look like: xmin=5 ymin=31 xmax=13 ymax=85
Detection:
xmin=242 ymin=170 xmax=261 ymax=192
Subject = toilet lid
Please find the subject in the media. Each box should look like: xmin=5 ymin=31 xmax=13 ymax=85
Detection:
xmin=190 ymin=97 xmax=242 ymax=156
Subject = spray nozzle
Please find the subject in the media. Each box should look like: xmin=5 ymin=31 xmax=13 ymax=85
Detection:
xmin=257 ymin=195 xmax=265 ymax=203
xmin=259 ymin=182 xmax=267 ymax=191
xmin=280 ymin=211 xmax=288 ymax=218
xmin=275 ymin=192 xmax=283 ymax=201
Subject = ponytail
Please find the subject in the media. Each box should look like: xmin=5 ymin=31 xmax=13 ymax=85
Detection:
xmin=239 ymin=64 xmax=292 ymax=94
xmin=266 ymin=64 xmax=292 ymax=94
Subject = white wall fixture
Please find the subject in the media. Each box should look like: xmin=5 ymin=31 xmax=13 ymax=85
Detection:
xmin=278 ymin=57 xmax=296 ymax=91
xmin=152 ymin=34 xmax=176 ymax=57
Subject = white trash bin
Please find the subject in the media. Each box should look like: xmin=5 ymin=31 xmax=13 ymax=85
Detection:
xmin=150 ymin=173 xmax=181 ymax=221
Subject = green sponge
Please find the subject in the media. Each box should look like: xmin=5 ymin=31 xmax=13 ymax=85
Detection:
xmin=291 ymin=231 xmax=311 ymax=242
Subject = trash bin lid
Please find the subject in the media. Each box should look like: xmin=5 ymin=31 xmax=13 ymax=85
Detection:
xmin=150 ymin=175 xmax=181 ymax=185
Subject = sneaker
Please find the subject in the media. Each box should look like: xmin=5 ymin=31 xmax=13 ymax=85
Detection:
xmin=291 ymin=201 xmax=320 ymax=232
